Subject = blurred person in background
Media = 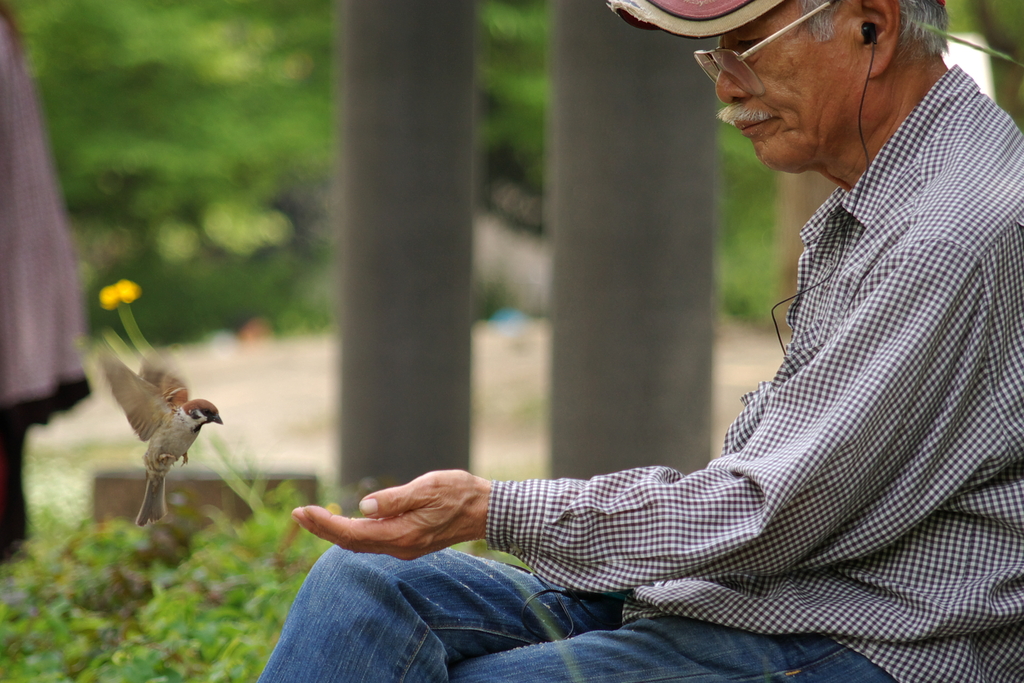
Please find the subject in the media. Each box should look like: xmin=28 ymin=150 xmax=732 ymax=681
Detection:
xmin=0 ymin=2 xmax=90 ymax=560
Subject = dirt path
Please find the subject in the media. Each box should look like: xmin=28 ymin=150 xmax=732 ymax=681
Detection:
xmin=26 ymin=321 xmax=783 ymax=517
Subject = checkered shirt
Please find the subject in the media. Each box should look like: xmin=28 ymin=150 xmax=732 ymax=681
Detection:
xmin=487 ymin=67 xmax=1024 ymax=683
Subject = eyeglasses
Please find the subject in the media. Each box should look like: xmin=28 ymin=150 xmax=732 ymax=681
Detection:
xmin=693 ymin=0 xmax=838 ymax=96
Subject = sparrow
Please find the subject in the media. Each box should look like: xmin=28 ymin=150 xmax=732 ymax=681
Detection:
xmin=100 ymin=351 xmax=223 ymax=526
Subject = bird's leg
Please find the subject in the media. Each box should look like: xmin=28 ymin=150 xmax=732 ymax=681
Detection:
xmin=144 ymin=451 xmax=179 ymax=475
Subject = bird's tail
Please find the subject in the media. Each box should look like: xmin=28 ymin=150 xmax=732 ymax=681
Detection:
xmin=135 ymin=472 xmax=167 ymax=526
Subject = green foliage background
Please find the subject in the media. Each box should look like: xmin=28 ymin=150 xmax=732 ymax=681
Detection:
xmin=481 ymin=0 xmax=548 ymax=198
xmin=9 ymin=0 xmax=1024 ymax=337
xmin=12 ymin=0 xmax=335 ymax=343
xmin=1 ymin=487 xmax=330 ymax=682
xmin=0 ymin=483 xmax=515 ymax=682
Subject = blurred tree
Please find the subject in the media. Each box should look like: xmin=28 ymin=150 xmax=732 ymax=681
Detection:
xmin=10 ymin=0 xmax=333 ymax=342
xmin=957 ymin=0 xmax=1023 ymax=126
xmin=13 ymin=0 xmax=333 ymax=264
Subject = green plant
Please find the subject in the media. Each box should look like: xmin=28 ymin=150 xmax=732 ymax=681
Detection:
xmin=89 ymin=249 xmax=333 ymax=345
xmin=0 ymin=485 xmax=329 ymax=682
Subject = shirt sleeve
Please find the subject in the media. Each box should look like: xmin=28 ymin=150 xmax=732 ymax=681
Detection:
xmin=486 ymin=236 xmax=1000 ymax=593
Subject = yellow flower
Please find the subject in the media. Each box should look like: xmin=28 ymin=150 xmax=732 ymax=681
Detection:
xmin=115 ymin=279 xmax=142 ymax=304
xmin=99 ymin=279 xmax=142 ymax=310
xmin=99 ymin=285 xmax=121 ymax=310
xmin=325 ymin=503 xmax=342 ymax=516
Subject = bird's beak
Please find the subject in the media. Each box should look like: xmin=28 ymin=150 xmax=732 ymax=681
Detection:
xmin=210 ymin=415 xmax=224 ymax=425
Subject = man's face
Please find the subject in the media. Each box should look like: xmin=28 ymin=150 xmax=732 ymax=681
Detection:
xmin=716 ymin=0 xmax=862 ymax=176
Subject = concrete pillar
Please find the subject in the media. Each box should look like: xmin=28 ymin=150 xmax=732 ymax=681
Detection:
xmin=548 ymin=0 xmax=718 ymax=479
xmin=337 ymin=1 xmax=476 ymax=487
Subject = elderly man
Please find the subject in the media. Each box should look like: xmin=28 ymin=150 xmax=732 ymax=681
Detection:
xmin=259 ymin=0 xmax=1024 ymax=681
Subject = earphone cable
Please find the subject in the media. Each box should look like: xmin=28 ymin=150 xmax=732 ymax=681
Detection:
xmin=770 ymin=247 xmax=842 ymax=355
xmin=858 ymin=38 xmax=877 ymax=170
xmin=519 ymin=574 xmax=622 ymax=641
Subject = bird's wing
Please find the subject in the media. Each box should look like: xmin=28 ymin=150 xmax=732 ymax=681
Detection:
xmin=140 ymin=354 xmax=190 ymax=407
xmin=99 ymin=351 xmax=171 ymax=441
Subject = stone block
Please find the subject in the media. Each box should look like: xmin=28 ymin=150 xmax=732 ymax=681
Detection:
xmin=93 ymin=470 xmax=317 ymax=524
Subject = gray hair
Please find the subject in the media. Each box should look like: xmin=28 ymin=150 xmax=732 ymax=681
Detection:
xmin=800 ymin=0 xmax=948 ymax=59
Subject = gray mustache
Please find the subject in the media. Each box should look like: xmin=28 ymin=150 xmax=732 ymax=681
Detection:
xmin=717 ymin=104 xmax=772 ymax=126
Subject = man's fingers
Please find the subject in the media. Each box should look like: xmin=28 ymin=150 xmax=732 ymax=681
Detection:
xmin=360 ymin=476 xmax=430 ymax=519
xmin=359 ymin=489 xmax=398 ymax=519
xmin=293 ymin=506 xmax=349 ymax=544
xmin=358 ymin=488 xmax=410 ymax=519
xmin=291 ymin=506 xmax=315 ymax=531
xmin=358 ymin=497 xmax=379 ymax=516
xmin=292 ymin=505 xmax=410 ymax=551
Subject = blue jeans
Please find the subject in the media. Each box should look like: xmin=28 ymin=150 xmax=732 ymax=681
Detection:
xmin=258 ymin=546 xmax=897 ymax=683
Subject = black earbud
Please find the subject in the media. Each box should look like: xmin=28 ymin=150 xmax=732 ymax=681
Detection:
xmin=862 ymin=22 xmax=877 ymax=45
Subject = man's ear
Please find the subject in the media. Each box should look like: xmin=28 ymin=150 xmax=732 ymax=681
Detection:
xmin=849 ymin=0 xmax=901 ymax=76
